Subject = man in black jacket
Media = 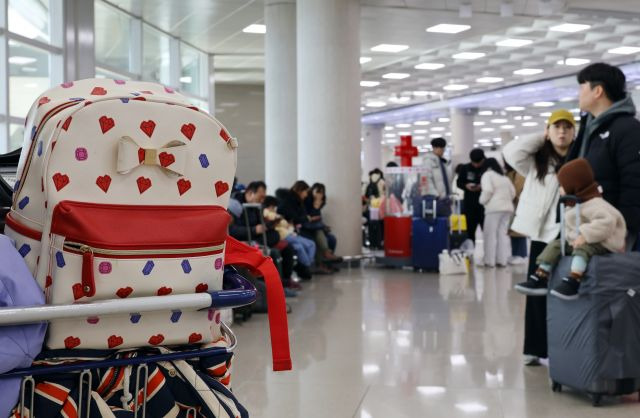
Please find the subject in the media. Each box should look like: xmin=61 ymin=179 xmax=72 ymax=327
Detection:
xmin=567 ymin=62 xmax=640 ymax=247
xmin=456 ymin=148 xmax=488 ymax=244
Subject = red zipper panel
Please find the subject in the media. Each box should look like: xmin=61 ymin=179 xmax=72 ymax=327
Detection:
xmin=5 ymin=213 xmax=43 ymax=241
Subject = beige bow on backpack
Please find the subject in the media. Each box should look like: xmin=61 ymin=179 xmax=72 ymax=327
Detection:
xmin=117 ymin=135 xmax=188 ymax=177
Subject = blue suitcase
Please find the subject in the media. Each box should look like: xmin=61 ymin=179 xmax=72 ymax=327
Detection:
xmin=412 ymin=217 xmax=449 ymax=270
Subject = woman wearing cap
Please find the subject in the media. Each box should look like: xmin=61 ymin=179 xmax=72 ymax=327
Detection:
xmin=503 ymin=109 xmax=576 ymax=366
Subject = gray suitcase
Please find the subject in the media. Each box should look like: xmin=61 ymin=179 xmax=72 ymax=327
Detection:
xmin=547 ymin=196 xmax=640 ymax=406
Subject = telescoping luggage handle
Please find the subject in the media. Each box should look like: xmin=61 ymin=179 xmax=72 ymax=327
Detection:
xmin=559 ymin=194 xmax=581 ymax=257
xmin=453 ymin=196 xmax=462 ymax=234
xmin=422 ymin=198 xmax=438 ymax=220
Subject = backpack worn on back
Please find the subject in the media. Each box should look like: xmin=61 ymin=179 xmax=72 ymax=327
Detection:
xmin=5 ymin=78 xmax=238 ymax=350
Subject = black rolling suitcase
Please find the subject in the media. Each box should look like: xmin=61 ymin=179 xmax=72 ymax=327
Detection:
xmin=547 ymin=195 xmax=640 ymax=406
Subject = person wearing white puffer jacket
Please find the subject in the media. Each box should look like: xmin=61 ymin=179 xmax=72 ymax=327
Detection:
xmin=479 ymin=158 xmax=515 ymax=267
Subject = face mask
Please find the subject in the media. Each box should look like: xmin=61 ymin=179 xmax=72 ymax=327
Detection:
xmin=371 ymin=173 xmax=381 ymax=182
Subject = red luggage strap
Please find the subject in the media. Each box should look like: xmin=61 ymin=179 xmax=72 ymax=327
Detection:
xmin=224 ymin=236 xmax=292 ymax=371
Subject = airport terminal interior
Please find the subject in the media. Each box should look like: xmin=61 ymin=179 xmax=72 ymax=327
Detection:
xmin=2 ymin=0 xmax=640 ymax=417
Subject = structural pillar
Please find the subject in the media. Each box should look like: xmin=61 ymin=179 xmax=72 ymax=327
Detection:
xmin=450 ymin=108 xmax=476 ymax=166
xmin=265 ymin=0 xmax=297 ymax=191
xmin=297 ymin=0 xmax=361 ymax=256
xmin=362 ymin=124 xmax=383 ymax=181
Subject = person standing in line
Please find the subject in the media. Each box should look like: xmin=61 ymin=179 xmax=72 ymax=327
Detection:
xmin=566 ymin=62 xmax=640 ymax=249
xmin=479 ymin=158 xmax=515 ymax=267
xmin=503 ymin=109 xmax=575 ymax=366
xmin=423 ymin=137 xmax=453 ymax=200
xmin=504 ymin=160 xmax=528 ymax=264
xmin=456 ymin=148 xmax=488 ymax=244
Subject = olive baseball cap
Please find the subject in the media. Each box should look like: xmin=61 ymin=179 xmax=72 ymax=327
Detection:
xmin=547 ymin=109 xmax=576 ymax=127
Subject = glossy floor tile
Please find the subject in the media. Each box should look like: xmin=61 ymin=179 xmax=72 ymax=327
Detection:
xmin=231 ymin=263 xmax=640 ymax=417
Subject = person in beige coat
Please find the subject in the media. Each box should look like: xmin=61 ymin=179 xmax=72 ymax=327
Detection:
xmin=515 ymin=159 xmax=626 ymax=300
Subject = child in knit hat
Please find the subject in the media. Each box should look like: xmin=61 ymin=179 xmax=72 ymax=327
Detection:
xmin=515 ymin=158 xmax=627 ymax=300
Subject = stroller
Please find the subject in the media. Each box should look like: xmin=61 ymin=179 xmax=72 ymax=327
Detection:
xmin=0 ymin=79 xmax=291 ymax=416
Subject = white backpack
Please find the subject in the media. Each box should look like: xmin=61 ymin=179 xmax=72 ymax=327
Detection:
xmin=5 ymin=78 xmax=237 ymax=350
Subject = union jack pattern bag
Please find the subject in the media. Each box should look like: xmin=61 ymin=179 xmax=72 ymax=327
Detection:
xmin=5 ymin=78 xmax=238 ymax=350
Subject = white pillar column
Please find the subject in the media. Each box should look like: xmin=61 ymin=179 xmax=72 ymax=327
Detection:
xmin=63 ymin=0 xmax=95 ymax=81
xmin=362 ymin=124 xmax=383 ymax=181
xmin=450 ymin=108 xmax=476 ymax=166
xmin=297 ymin=0 xmax=361 ymax=256
xmin=265 ymin=0 xmax=297 ymax=191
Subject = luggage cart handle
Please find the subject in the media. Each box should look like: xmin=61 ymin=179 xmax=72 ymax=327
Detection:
xmin=0 ymin=270 xmax=256 ymax=327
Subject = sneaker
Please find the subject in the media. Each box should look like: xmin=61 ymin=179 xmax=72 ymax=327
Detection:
xmin=509 ymin=256 xmax=527 ymax=265
xmin=514 ymin=274 xmax=548 ymax=296
xmin=524 ymin=355 xmax=541 ymax=366
xmin=284 ymin=287 xmax=298 ymax=298
xmin=550 ymin=277 xmax=580 ymax=300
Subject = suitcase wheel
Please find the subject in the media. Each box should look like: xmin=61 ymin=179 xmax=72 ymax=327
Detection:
xmin=590 ymin=393 xmax=603 ymax=407
xmin=551 ymin=381 xmax=562 ymax=393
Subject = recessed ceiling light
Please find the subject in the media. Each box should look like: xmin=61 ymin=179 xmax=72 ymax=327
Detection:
xmin=415 ymin=62 xmax=445 ymax=70
xmin=496 ymin=38 xmax=533 ymax=47
xmin=382 ymin=73 xmax=410 ymax=79
xmin=414 ymin=120 xmax=431 ymax=125
xmin=550 ymin=23 xmax=591 ymax=33
xmin=522 ymin=122 xmax=539 ymax=127
xmin=371 ymin=44 xmax=409 ymax=53
xmin=478 ymin=110 xmax=493 ymax=116
xmin=473 ymin=121 xmax=485 ymax=126
xmin=431 ymin=127 xmax=445 ymax=132
xmin=570 ymin=108 xmax=580 ymax=113
xmin=21 ymin=66 xmax=37 ymax=73
xmin=523 ymin=115 xmax=532 ymax=120
xmin=414 ymin=135 xmax=426 ymax=140
xmin=384 ymin=126 xmax=394 ymax=130
xmin=430 ymin=134 xmax=442 ymax=138
xmin=438 ymin=117 xmax=450 ymax=122
xmin=533 ymin=101 xmax=555 ymax=107
xmin=9 ymin=56 xmax=37 ymax=65
xmin=443 ymin=84 xmax=469 ymax=91
xmin=414 ymin=129 xmax=428 ymax=134
xmin=360 ymin=81 xmax=380 ymax=87
xmin=608 ymin=46 xmax=640 ymax=55
xmin=413 ymin=90 xmax=436 ymax=96
xmin=426 ymin=24 xmax=471 ymax=34
xmin=558 ymin=58 xmax=591 ymax=66
xmin=540 ymin=112 xmax=552 ymax=117
xmin=384 ymin=133 xmax=396 ymax=138
xmin=452 ymin=52 xmax=485 ymax=60
xmin=481 ymin=127 xmax=495 ymax=132
xmin=559 ymin=96 xmax=575 ymax=102
xmin=477 ymin=76 xmax=504 ymax=83
xmin=514 ymin=115 xmax=523 ymax=120
xmin=242 ymin=24 xmax=266 ymax=34
xmin=513 ymin=68 xmax=543 ymax=75
xmin=501 ymin=124 xmax=516 ymax=129
xmin=395 ymin=123 xmax=411 ymax=128
xmin=491 ymin=118 xmax=508 ymax=124
xmin=505 ymin=106 xmax=525 ymax=111
xmin=366 ymin=101 xmax=386 ymax=107
xmin=389 ymin=96 xmax=411 ymax=103
xmin=398 ymin=131 xmax=411 ymax=135
xmin=360 ymin=56 xmax=372 ymax=64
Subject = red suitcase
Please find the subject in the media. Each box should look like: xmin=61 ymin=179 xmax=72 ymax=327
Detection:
xmin=384 ymin=216 xmax=412 ymax=258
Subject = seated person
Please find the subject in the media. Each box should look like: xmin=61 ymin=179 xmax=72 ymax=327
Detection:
xmin=515 ymin=159 xmax=626 ymax=300
xmin=228 ymin=181 xmax=300 ymax=293
xmin=303 ymin=183 xmax=342 ymax=265
xmin=263 ymin=196 xmax=315 ymax=280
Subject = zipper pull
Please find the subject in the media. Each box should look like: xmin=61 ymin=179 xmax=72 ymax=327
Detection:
xmin=81 ymin=245 xmax=96 ymax=297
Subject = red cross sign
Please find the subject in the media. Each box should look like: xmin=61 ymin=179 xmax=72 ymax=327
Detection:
xmin=394 ymin=135 xmax=418 ymax=167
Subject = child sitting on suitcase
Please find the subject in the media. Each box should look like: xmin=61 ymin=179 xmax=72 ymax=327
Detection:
xmin=515 ymin=158 xmax=626 ymax=300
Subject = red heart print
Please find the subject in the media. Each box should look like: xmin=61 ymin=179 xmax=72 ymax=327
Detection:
xmin=96 ymin=175 xmax=112 ymax=193
xmin=62 ymin=116 xmax=72 ymax=131
xmin=38 ymin=96 xmax=50 ymax=107
xmin=140 ymin=120 xmax=156 ymax=137
xmin=87 ymin=316 xmax=100 ymax=325
xmin=195 ymin=283 xmax=208 ymax=293
xmin=215 ymin=181 xmax=229 ymax=197
xmin=138 ymin=148 xmax=145 ymax=163
xmin=157 ymin=286 xmax=172 ymax=296
xmin=99 ymin=116 xmax=115 ymax=133
xmin=148 ymin=334 xmax=165 ymax=345
xmin=140 ymin=90 xmax=154 ymax=94
xmin=158 ymin=152 xmax=175 ymax=167
xmin=64 ymin=336 xmax=81 ymax=349
xmin=137 ymin=176 xmax=152 ymax=194
xmin=72 ymin=283 xmax=84 ymax=300
xmin=52 ymin=173 xmax=70 ymax=191
xmin=45 ymin=275 xmax=52 ymax=288
xmin=219 ymin=128 xmax=231 ymax=142
xmin=108 ymin=335 xmax=124 ymax=348
xmin=181 ymin=123 xmax=196 ymax=140
xmin=116 ymin=286 xmax=133 ymax=298
xmin=188 ymin=333 xmax=203 ymax=344
xmin=91 ymin=87 xmax=107 ymax=95
xmin=133 ymin=97 xmax=146 ymax=101
xmin=177 ymin=179 xmax=191 ymax=196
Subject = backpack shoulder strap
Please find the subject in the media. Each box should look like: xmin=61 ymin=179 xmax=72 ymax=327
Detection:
xmin=224 ymin=236 xmax=292 ymax=371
